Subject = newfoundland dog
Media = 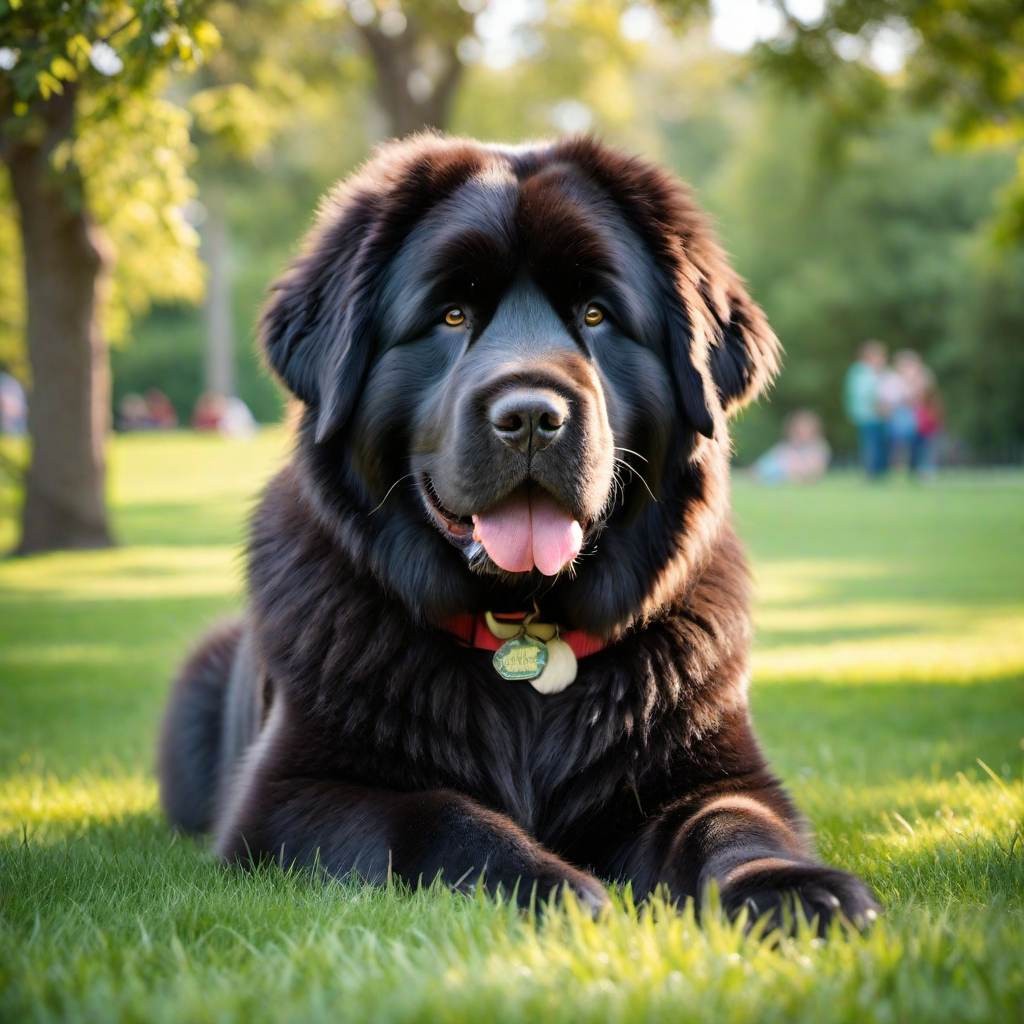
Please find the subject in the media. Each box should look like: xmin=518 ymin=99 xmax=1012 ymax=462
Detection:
xmin=159 ymin=134 xmax=878 ymax=933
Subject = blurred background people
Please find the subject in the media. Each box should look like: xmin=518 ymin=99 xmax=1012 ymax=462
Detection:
xmin=894 ymin=349 xmax=942 ymax=477
xmin=117 ymin=393 xmax=151 ymax=431
xmin=191 ymin=392 xmax=256 ymax=439
xmin=878 ymin=349 xmax=943 ymax=477
xmin=118 ymin=390 xmax=179 ymax=431
xmin=144 ymin=389 xmax=178 ymax=430
xmin=915 ymin=379 xmax=945 ymax=479
xmin=219 ymin=396 xmax=257 ymax=440
xmin=191 ymin=392 xmax=226 ymax=432
xmin=843 ymin=341 xmax=889 ymax=479
xmin=0 ymin=370 xmax=26 ymax=436
xmin=877 ymin=352 xmax=913 ymax=467
xmin=751 ymin=409 xmax=831 ymax=484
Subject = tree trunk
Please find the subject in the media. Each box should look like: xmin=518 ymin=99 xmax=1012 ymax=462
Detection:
xmin=358 ymin=24 xmax=464 ymax=137
xmin=3 ymin=85 xmax=114 ymax=554
xmin=202 ymin=182 xmax=235 ymax=398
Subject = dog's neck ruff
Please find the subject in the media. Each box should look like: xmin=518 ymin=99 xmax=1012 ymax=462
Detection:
xmin=444 ymin=611 xmax=606 ymax=694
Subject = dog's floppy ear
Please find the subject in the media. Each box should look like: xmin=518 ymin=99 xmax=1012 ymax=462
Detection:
xmin=655 ymin=187 xmax=780 ymax=438
xmin=664 ymin=278 xmax=780 ymax=439
xmin=665 ymin=298 xmax=716 ymax=440
xmin=259 ymin=188 xmax=380 ymax=443
xmin=706 ymin=280 xmax=781 ymax=415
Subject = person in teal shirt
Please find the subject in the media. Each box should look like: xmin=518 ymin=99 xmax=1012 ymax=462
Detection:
xmin=844 ymin=340 xmax=889 ymax=478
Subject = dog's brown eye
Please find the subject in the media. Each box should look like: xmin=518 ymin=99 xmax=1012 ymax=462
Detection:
xmin=444 ymin=308 xmax=465 ymax=326
xmin=584 ymin=305 xmax=604 ymax=327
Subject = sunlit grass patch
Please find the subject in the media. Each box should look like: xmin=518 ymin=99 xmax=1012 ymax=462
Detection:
xmin=0 ymin=771 xmax=157 ymax=842
xmin=109 ymin=428 xmax=291 ymax=508
xmin=0 ymin=641 xmax=128 ymax=668
xmin=800 ymin=768 xmax=1024 ymax=906
xmin=751 ymin=557 xmax=893 ymax=604
xmin=751 ymin=613 xmax=1024 ymax=684
xmin=2 ymin=859 xmax=1021 ymax=1024
xmin=0 ymin=545 xmax=242 ymax=602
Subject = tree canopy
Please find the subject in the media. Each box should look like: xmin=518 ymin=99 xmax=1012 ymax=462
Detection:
xmin=748 ymin=0 xmax=1024 ymax=241
xmin=0 ymin=0 xmax=215 ymax=372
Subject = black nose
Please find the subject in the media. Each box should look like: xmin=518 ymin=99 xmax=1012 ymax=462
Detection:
xmin=488 ymin=388 xmax=569 ymax=453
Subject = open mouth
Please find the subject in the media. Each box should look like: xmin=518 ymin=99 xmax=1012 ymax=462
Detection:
xmin=417 ymin=474 xmax=586 ymax=577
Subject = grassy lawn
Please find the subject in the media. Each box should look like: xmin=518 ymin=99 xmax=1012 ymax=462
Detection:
xmin=1 ymin=430 xmax=1022 ymax=1023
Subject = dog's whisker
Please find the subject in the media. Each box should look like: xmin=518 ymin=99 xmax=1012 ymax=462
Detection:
xmin=614 ymin=456 xmax=658 ymax=505
xmin=613 ymin=446 xmax=648 ymax=464
xmin=367 ymin=474 xmax=415 ymax=516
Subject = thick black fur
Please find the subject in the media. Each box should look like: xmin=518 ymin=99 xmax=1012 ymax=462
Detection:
xmin=158 ymin=135 xmax=878 ymax=933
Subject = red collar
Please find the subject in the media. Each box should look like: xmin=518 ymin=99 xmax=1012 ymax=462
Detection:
xmin=444 ymin=611 xmax=606 ymax=659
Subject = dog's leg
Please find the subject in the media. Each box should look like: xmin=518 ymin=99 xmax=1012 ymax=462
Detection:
xmin=214 ymin=705 xmax=607 ymax=912
xmin=621 ymin=786 xmax=879 ymax=934
xmin=219 ymin=782 xmax=608 ymax=912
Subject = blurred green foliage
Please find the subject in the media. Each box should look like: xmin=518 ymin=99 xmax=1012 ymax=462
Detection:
xmin=753 ymin=0 xmax=1024 ymax=240
xmin=692 ymin=94 xmax=1023 ymax=459
xmin=3 ymin=0 xmax=1023 ymax=460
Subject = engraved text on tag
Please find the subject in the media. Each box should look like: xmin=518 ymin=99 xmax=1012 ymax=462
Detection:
xmin=492 ymin=634 xmax=549 ymax=680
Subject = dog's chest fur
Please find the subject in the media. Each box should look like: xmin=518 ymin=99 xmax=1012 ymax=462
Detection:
xmin=248 ymin=469 xmax=752 ymax=846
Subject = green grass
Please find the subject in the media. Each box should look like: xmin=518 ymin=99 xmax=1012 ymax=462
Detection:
xmin=1 ymin=432 xmax=1022 ymax=1024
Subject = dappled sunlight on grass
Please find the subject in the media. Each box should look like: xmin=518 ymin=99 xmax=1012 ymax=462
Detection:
xmin=0 ymin=545 xmax=242 ymax=601
xmin=802 ymin=765 xmax=1023 ymax=832
xmin=867 ymin=772 xmax=1021 ymax=867
xmin=1 ymin=641 xmax=127 ymax=667
xmin=751 ymin=612 xmax=1024 ymax=683
xmin=752 ymin=558 xmax=893 ymax=605
xmin=748 ymin=536 xmax=1024 ymax=682
xmin=832 ymin=783 xmax=1022 ymax=917
xmin=803 ymin=769 xmax=1023 ymax=894
xmin=109 ymin=428 xmax=291 ymax=508
xmin=0 ymin=771 xmax=157 ymax=841
xmin=741 ymin=479 xmax=1024 ymax=688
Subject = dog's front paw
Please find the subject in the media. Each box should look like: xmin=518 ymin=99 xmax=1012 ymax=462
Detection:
xmin=519 ymin=854 xmax=610 ymax=916
xmin=718 ymin=860 xmax=879 ymax=936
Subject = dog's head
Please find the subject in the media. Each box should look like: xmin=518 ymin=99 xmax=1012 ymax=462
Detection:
xmin=261 ymin=135 xmax=780 ymax=634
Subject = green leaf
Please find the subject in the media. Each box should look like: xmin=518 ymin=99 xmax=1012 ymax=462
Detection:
xmin=35 ymin=70 xmax=64 ymax=99
xmin=49 ymin=56 xmax=78 ymax=83
xmin=67 ymin=34 xmax=93 ymax=71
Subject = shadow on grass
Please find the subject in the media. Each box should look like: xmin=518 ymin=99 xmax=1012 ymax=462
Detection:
xmin=753 ymin=673 xmax=1024 ymax=786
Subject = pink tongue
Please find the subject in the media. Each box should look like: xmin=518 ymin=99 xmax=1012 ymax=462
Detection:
xmin=472 ymin=490 xmax=583 ymax=576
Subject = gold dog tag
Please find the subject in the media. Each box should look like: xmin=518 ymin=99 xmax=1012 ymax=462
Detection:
xmin=492 ymin=632 xmax=549 ymax=680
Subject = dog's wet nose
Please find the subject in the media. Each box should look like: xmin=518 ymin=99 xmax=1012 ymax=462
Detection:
xmin=488 ymin=388 xmax=569 ymax=452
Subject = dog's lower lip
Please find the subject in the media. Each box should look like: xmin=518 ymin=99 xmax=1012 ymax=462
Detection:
xmin=419 ymin=475 xmax=474 ymax=540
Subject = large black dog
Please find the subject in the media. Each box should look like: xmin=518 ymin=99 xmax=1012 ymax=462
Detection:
xmin=159 ymin=135 xmax=878 ymax=932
